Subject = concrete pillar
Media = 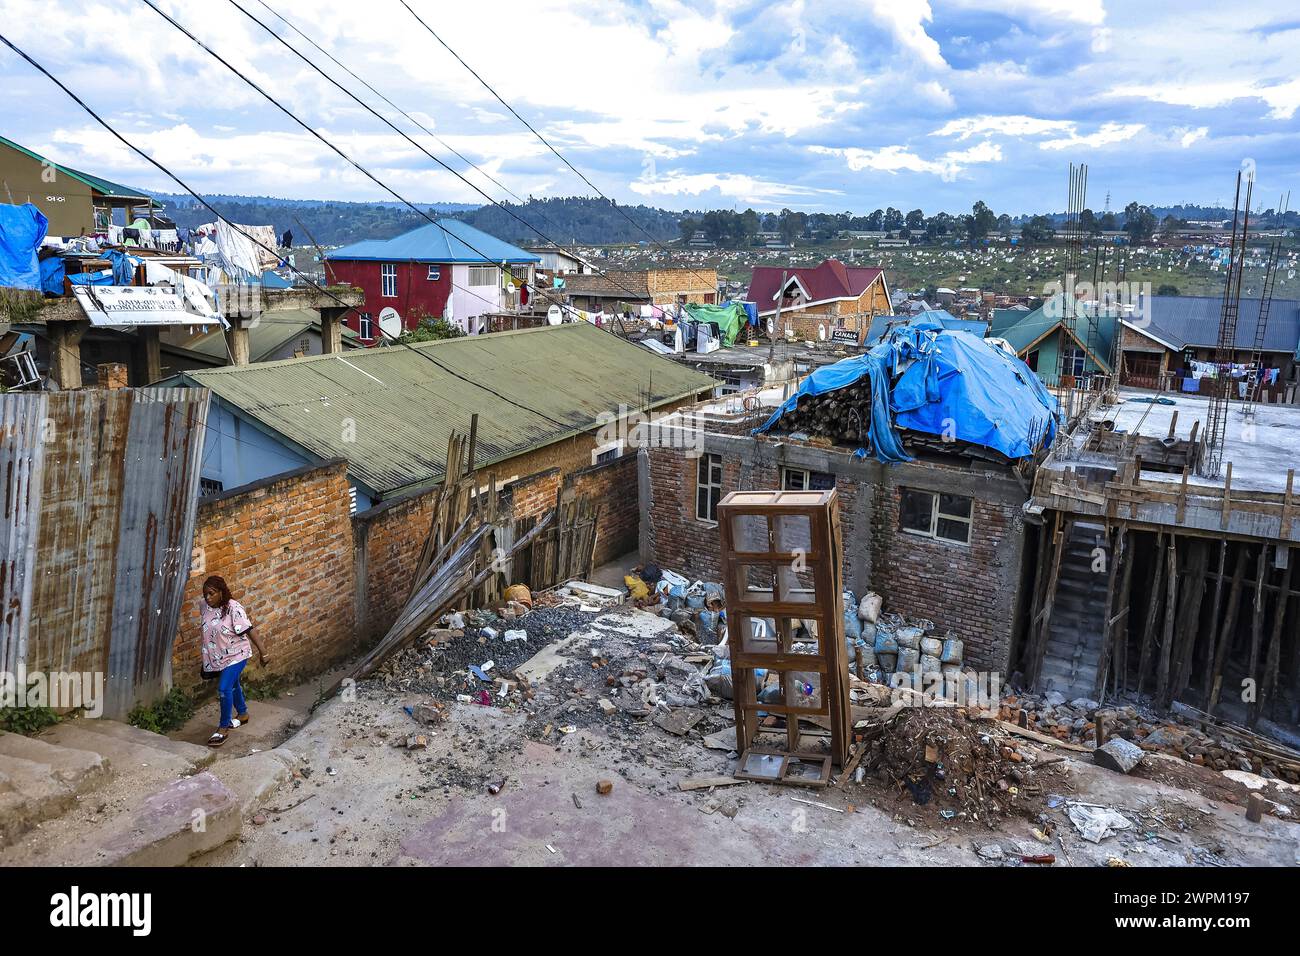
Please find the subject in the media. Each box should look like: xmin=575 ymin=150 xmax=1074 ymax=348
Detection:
xmin=319 ymin=307 xmax=346 ymax=354
xmin=97 ymin=362 xmax=129 ymax=389
xmin=136 ymin=326 xmax=162 ymax=384
xmin=225 ymin=319 xmax=250 ymax=366
xmin=47 ymin=319 xmax=89 ymax=389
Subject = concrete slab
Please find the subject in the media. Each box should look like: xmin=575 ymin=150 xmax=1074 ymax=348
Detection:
xmin=0 ymin=730 xmax=111 ymax=792
xmin=88 ymin=771 xmax=242 ymax=867
xmin=0 ymin=753 xmax=77 ymax=847
xmin=58 ymin=719 xmax=215 ymax=768
xmin=207 ymin=748 xmax=298 ymax=815
xmin=38 ymin=724 xmax=197 ymax=778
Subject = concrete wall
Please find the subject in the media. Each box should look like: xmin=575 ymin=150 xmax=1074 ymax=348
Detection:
xmin=643 ymin=434 xmax=1030 ymax=673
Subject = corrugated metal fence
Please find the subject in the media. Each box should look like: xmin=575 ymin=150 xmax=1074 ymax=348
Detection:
xmin=0 ymin=388 xmax=210 ymax=719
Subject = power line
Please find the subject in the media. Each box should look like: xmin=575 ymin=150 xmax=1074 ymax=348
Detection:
xmin=230 ymin=0 xmax=645 ymax=334
xmin=398 ymin=0 xmax=721 ymax=296
xmin=0 ymin=28 xmax=575 ymax=433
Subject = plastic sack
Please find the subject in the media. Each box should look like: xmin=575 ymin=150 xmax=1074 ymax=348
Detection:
xmin=858 ymin=592 xmax=882 ymax=624
xmin=874 ymin=629 xmax=899 ymax=654
xmin=941 ymin=638 xmax=964 ymax=664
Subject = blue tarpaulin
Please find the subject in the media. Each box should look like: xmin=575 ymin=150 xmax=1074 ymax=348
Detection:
xmin=39 ymin=255 xmax=65 ymax=295
xmin=757 ymin=324 xmax=1058 ymax=463
xmin=0 ymin=202 xmax=49 ymax=291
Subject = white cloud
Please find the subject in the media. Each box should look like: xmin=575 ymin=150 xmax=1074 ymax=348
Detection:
xmin=629 ymin=171 xmax=838 ymax=204
xmin=864 ymin=0 xmax=946 ymax=69
xmin=809 ymin=140 xmax=1001 ymax=181
xmin=1038 ymin=122 xmax=1145 ymax=151
xmin=932 ymin=115 xmax=1074 ymax=140
xmin=1109 ymin=78 xmax=1300 ymax=120
xmin=1176 ymin=126 xmax=1209 ymax=148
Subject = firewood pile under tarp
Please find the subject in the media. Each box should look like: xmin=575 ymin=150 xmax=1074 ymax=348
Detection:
xmin=756 ymin=324 xmax=1059 ymax=464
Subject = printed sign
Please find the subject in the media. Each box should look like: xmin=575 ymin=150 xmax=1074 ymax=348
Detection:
xmin=73 ymin=285 xmax=220 ymax=327
xmin=830 ymin=327 xmax=860 ymax=346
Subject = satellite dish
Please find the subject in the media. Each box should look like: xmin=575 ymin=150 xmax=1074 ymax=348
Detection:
xmin=818 ymin=323 xmax=826 ymax=341
xmin=378 ymin=307 xmax=402 ymax=340
xmin=547 ymin=305 xmax=563 ymax=326
xmin=766 ymin=319 xmax=774 ymax=335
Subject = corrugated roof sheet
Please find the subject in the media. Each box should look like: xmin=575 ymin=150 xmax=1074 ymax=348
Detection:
xmin=0 ymin=134 xmax=153 ymax=201
xmin=1135 ymin=295 xmax=1300 ymax=353
xmin=1000 ymin=295 xmax=1116 ymax=372
xmin=178 ymin=323 xmax=718 ymax=497
xmin=326 ymin=218 xmax=541 ymax=264
xmin=167 ymin=309 xmax=360 ymax=364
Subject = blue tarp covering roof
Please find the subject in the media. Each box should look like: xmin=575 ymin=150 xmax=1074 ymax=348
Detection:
xmin=326 ymin=219 xmax=542 ymax=265
xmin=863 ymin=308 xmax=986 ymax=346
xmin=757 ymin=324 xmax=1058 ymax=463
xmin=0 ymin=202 xmax=49 ymax=291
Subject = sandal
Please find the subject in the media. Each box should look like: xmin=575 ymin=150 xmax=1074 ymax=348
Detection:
xmin=206 ymin=732 xmax=228 ymax=748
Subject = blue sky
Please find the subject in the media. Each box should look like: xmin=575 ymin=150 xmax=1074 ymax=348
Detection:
xmin=2 ymin=0 xmax=1298 ymax=216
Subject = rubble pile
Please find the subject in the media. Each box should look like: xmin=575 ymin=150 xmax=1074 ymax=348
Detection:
xmin=1004 ymin=692 xmax=1300 ymax=784
xmin=871 ymin=708 xmax=1051 ymax=824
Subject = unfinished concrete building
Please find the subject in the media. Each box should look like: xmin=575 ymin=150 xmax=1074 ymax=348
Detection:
xmin=1021 ymin=389 xmax=1299 ymax=730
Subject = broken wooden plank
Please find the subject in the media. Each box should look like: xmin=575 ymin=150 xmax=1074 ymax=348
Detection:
xmin=678 ymin=776 xmax=747 ymax=791
xmin=995 ymin=720 xmax=1093 ymax=753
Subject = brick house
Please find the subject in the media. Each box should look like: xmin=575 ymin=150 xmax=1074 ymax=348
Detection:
xmin=560 ymin=267 xmax=718 ymax=313
xmin=325 ymin=219 xmax=540 ymax=342
xmin=746 ymin=259 xmax=891 ymax=343
xmin=640 ymin=429 xmax=1032 ymax=675
xmin=163 ymin=323 xmax=717 ymax=511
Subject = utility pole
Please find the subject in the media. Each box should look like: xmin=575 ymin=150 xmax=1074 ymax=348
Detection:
xmin=769 ymin=270 xmax=787 ymax=364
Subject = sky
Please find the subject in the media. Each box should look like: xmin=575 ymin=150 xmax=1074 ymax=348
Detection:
xmin=1 ymin=0 xmax=1299 ymax=217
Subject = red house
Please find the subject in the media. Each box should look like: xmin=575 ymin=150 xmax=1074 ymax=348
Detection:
xmin=326 ymin=219 xmax=540 ymax=343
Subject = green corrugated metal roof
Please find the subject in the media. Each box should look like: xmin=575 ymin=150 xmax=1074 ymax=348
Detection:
xmin=172 ymin=310 xmax=359 ymax=364
xmin=178 ymin=323 xmax=718 ymax=497
xmin=1001 ymin=295 xmax=1115 ymax=373
xmin=0 ymin=134 xmax=153 ymax=201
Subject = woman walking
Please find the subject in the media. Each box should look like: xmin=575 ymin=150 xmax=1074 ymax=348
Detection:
xmin=199 ymin=575 xmax=269 ymax=748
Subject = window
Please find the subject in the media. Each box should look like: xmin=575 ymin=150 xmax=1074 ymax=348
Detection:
xmin=427 ymin=265 xmax=441 ymax=281
xmin=592 ymin=441 xmax=623 ymax=466
xmin=899 ymin=488 xmax=972 ymax=545
xmin=199 ymin=477 xmax=224 ymax=497
xmin=1063 ymin=347 xmax=1086 ymax=377
xmin=380 ymin=263 xmax=397 ymax=298
xmin=359 ymin=312 xmax=374 ymax=339
xmin=1026 ymin=349 xmax=1039 ymax=372
xmin=1183 ymin=348 xmax=1196 ymax=365
xmin=780 ymin=467 xmax=835 ymax=491
xmin=595 ymin=447 xmax=620 ymax=465
xmin=696 ymin=453 xmax=723 ymax=523
xmin=348 ymin=486 xmax=358 ymax=516
xmin=468 ymin=265 xmax=497 ymax=287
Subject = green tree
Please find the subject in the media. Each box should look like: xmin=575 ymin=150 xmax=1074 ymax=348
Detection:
xmin=967 ymin=200 xmax=997 ymax=241
xmin=1123 ymin=202 xmax=1157 ymax=242
xmin=1020 ymin=215 xmax=1055 ymax=244
xmin=905 ymin=208 xmax=925 ymax=230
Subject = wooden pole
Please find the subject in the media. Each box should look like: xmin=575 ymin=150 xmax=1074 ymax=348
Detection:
xmin=1136 ymin=531 xmax=1167 ymax=695
xmin=1170 ymin=539 xmax=1209 ymax=707
xmin=1209 ymin=545 xmax=1249 ymax=714
xmin=1094 ymin=524 xmax=1126 ymax=701
xmin=1259 ymin=555 xmax=1293 ymax=722
xmin=1200 ymin=540 xmax=1228 ymax=701
xmin=1155 ymin=536 xmax=1179 ymax=709
xmin=1246 ymin=545 xmax=1269 ymax=728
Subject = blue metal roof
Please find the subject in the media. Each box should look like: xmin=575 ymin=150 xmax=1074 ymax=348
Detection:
xmin=326 ymin=218 xmax=541 ymax=265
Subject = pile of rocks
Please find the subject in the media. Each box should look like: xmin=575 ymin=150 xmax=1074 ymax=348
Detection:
xmin=1003 ymin=691 xmax=1300 ymax=782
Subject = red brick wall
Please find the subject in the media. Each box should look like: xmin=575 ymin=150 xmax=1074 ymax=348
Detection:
xmin=172 ymin=460 xmax=357 ymax=693
xmin=568 ymin=454 xmax=639 ymax=566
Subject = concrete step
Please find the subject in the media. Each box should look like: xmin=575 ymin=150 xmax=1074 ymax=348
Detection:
xmin=63 ymin=719 xmax=215 ymax=769
xmin=0 ymin=730 xmax=111 ymax=793
xmin=0 ymin=753 xmax=79 ymax=847
xmin=76 ymin=771 xmax=241 ymax=866
xmin=37 ymin=724 xmax=199 ymax=778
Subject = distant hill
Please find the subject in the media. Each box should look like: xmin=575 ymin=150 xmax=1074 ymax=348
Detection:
xmin=448 ymin=197 xmax=682 ymax=245
xmin=152 ymin=193 xmax=481 ymax=246
xmin=150 ymin=193 xmax=682 ymax=247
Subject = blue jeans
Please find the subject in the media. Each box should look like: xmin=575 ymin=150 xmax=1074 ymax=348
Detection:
xmin=218 ymin=658 xmax=248 ymax=729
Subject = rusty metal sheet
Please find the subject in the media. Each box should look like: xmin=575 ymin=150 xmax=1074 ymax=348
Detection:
xmin=0 ymin=388 xmax=209 ymax=719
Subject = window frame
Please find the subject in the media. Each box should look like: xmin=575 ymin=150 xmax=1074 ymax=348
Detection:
xmin=898 ymin=487 xmax=972 ymax=546
xmin=358 ymin=312 xmax=374 ymax=340
xmin=468 ymin=265 xmax=497 ymax=287
xmin=380 ymin=263 xmax=397 ymax=298
xmin=780 ymin=466 xmax=835 ymax=492
xmin=695 ymin=452 xmax=723 ymax=523
xmin=427 ymin=265 xmax=441 ymax=281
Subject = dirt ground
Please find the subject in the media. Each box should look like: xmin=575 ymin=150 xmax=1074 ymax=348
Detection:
xmin=195 ymin=605 xmax=1300 ymax=867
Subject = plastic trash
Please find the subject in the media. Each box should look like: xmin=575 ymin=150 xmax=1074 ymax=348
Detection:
xmin=874 ymin=630 xmax=899 ymax=655
xmin=940 ymin=638 xmax=964 ymax=664
xmin=1066 ymin=804 xmax=1132 ymax=843
xmin=896 ymin=626 xmax=923 ymax=650
xmin=503 ymin=629 xmax=527 ymax=642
